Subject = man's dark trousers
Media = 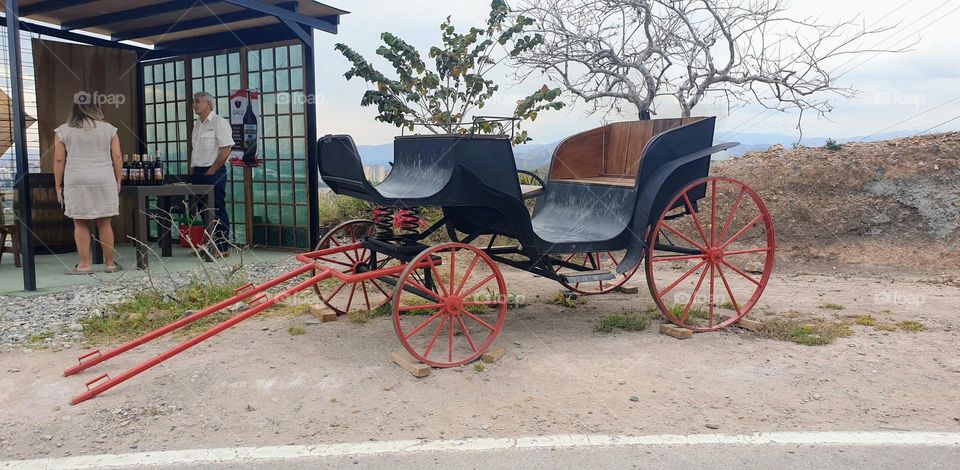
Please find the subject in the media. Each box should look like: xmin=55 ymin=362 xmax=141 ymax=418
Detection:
xmin=191 ymin=166 xmax=229 ymax=252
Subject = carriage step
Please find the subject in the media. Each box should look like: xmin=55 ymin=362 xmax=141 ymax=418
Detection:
xmin=559 ymin=270 xmax=616 ymax=283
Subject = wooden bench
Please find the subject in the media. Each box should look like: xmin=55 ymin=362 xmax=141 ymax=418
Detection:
xmin=548 ymin=118 xmax=706 ymax=187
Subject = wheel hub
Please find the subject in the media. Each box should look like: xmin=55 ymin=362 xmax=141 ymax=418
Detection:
xmin=706 ymin=247 xmax=724 ymax=264
xmin=444 ymin=296 xmax=463 ymax=313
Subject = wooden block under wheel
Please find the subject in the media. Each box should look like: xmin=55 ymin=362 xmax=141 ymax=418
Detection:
xmin=309 ymin=304 xmax=337 ymax=322
xmin=481 ymin=346 xmax=506 ymax=363
xmin=659 ymin=324 xmax=693 ymax=339
xmin=392 ymin=351 xmax=431 ymax=378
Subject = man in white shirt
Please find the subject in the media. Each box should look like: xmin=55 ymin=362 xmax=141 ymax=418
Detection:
xmin=190 ymin=91 xmax=235 ymax=256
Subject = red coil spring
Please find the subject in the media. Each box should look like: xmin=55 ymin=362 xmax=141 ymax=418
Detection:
xmin=372 ymin=205 xmax=395 ymax=238
xmin=395 ymin=207 xmax=422 ymax=236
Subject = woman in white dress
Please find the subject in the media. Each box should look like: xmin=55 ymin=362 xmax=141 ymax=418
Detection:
xmin=54 ymin=101 xmax=123 ymax=274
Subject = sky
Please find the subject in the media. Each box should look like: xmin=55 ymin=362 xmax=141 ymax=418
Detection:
xmin=313 ymin=0 xmax=960 ymax=146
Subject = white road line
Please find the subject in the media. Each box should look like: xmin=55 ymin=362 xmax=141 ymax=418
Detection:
xmin=2 ymin=432 xmax=958 ymax=469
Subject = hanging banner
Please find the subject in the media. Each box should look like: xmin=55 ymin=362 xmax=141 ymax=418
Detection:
xmin=228 ymin=89 xmax=260 ymax=168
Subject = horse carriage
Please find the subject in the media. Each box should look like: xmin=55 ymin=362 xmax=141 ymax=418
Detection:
xmin=64 ymin=116 xmax=775 ymax=403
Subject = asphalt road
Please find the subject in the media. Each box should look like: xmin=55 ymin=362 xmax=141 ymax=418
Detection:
xmin=165 ymin=444 xmax=959 ymax=469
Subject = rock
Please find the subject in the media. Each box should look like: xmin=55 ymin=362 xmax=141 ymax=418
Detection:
xmin=40 ymin=435 xmax=53 ymax=441
xmin=68 ymin=323 xmax=84 ymax=332
xmin=629 ymin=396 xmax=640 ymax=402
xmin=705 ymin=423 xmax=720 ymax=430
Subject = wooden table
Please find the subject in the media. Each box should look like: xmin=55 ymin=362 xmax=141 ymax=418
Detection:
xmin=94 ymin=184 xmax=215 ymax=269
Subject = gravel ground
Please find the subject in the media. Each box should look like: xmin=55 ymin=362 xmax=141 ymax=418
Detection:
xmin=0 ymin=257 xmax=303 ymax=349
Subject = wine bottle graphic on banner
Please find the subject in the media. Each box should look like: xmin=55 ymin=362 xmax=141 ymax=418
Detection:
xmin=242 ymin=100 xmax=258 ymax=166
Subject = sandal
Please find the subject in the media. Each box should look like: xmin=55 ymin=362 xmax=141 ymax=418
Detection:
xmin=104 ymin=263 xmax=124 ymax=273
xmin=64 ymin=264 xmax=94 ymax=275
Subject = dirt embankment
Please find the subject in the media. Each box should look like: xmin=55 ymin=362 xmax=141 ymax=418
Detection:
xmin=713 ymin=132 xmax=960 ymax=275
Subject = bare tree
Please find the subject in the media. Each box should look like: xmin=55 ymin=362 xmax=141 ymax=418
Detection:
xmin=513 ymin=0 xmax=911 ymax=121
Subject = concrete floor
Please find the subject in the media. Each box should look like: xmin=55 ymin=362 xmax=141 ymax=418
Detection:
xmin=0 ymin=244 xmax=292 ymax=296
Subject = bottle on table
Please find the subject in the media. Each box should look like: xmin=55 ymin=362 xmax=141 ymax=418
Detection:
xmin=143 ymin=153 xmax=155 ymax=185
xmin=132 ymin=154 xmax=142 ymax=186
xmin=154 ymin=151 xmax=164 ymax=185
xmin=122 ymin=155 xmax=130 ymax=185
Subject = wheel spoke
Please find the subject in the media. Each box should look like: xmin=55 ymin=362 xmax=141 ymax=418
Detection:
xmin=360 ymin=281 xmax=372 ymax=311
xmin=680 ymin=266 xmax=709 ymax=323
xmin=456 ymin=254 xmax=481 ymax=295
xmin=449 ymin=248 xmax=456 ymax=296
xmin=717 ymin=187 xmax=745 ymax=243
xmin=716 ymin=264 xmax=742 ymax=317
xmin=429 ymin=263 xmax=450 ymax=297
xmin=456 ymin=314 xmax=478 ymax=353
xmin=462 ymin=310 xmax=495 ymax=331
xmin=399 ymin=302 xmax=444 ymax=313
xmin=651 ymin=253 xmax=707 ymax=263
xmin=709 ymin=263 xmax=715 ymax=327
xmin=448 ymin=315 xmax=454 ymax=363
xmin=720 ymin=259 xmax=761 ymax=286
xmin=720 ymin=214 xmax=763 ymax=250
xmin=661 ymin=222 xmax=707 ymax=252
xmin=370 ymin=278 xmax=391 ymax=298
xmin=683 ymin=193 xmax=710 ymax=247
xmin=345 ymin=282 xmax=357 ymax=312
xmin=327 ymin=281 xmax=347 ymax=300
xmin=657 ymin=259 xmax=708 ymax=298
xmin=332 ymin=238 xmax=357 ymax=264
xmin=316 ymin=256 xmax=352 ymax=268
xmin=710 ymin=180 xmax=717 ymax=246
xmin=460 ymin=273 xmax=496 ymax=299
xmin=422 ymin=315 xmax=448 ymax=359
xmin=463 ymin=300 xmax=506 ymax=306
xmin=724 ymin=247 xmax=771 ymax=256
xmin=402 ymin=278 xmax=443 ymax=303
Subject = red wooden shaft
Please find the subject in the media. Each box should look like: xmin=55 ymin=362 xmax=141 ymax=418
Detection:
xmin=63 ymin=263 xmax=316 ymax=377
xmin=70 ymin=269 xmax=334 ymax=405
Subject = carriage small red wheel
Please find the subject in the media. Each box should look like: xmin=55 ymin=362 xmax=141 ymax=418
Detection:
xmin=555 ymin=250 xmax=640 ymax=295
xmin=311 ymin=219 xmax=397 ymax=315
xmin=392 ymin=242 xmax=508 ymax=367
xmin=646 ymin=176 xmax=775 ymax=332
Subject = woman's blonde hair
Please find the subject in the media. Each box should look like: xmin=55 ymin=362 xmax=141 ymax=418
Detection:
xmin=68 ymin=100 xmax=104 ymax=128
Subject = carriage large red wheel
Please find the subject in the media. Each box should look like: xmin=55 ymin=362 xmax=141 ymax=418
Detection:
xmin=311 ymin=219 xmax=397 ymax=315
xmin=646 ymin=176 xmax=775 ymax=332
xmin=392 ymin=242 xmax=508 ymax=367
xmin=555 ymin=250 xmax=640 ymax=295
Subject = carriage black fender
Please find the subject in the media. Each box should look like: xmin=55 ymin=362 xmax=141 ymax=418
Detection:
xmin=616 ymin=142 xmax=739 ymax=273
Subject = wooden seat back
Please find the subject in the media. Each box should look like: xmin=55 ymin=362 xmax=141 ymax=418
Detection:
xmin=549 ymin=118 xmax=705 ymax=187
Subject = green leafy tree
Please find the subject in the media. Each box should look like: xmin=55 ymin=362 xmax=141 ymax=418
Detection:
xmin=335 ymin=0 xmax=563 ymax=145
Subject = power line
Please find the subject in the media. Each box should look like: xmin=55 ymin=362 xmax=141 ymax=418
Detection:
xmin=915 ymin=114 xmax=960 ymax=136
xmin=720 ymin=0 xmax=958 ymax=142
xmin=858 ymin=95 xmax=960 ymax=141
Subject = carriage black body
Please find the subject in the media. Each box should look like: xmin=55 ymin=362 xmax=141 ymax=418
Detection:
xmin=319 ymin=116 xmax=733 ymax=280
